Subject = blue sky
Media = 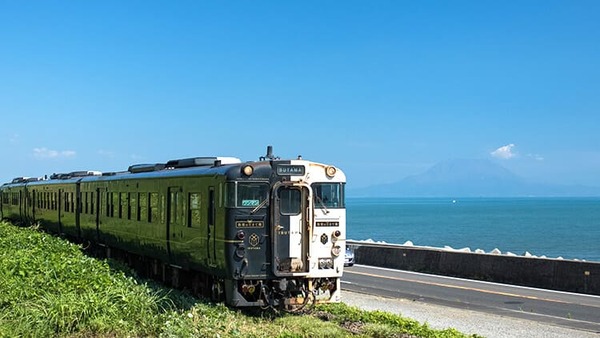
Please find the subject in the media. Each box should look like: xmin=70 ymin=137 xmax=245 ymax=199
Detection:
xmin=1 ymin=1 xmax=599 ymax=189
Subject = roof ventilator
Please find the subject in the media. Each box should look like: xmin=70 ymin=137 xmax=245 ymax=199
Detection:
xmin=165 ymin=157 xmax=241 ymax=169
xmin=128 ymin=163 xmax=166 ymax=173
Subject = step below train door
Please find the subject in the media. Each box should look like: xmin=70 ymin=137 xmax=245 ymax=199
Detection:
xmin=272 ymin=183 xmax=310 ymax=276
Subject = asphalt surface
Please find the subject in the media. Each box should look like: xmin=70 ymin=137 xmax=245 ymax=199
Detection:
xmin=341 ymin=264 xmax=600 ymax=334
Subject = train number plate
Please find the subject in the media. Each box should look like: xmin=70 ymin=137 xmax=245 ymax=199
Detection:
xmin=236 ymin=221 xmax=264 ymax=228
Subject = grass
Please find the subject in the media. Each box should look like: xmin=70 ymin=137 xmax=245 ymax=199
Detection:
xmin=0 ymin=221 xmax=481 ymax=337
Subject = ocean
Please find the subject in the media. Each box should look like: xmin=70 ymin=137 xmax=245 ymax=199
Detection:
xmin=346 ymin=197 xmax=600 ymax=262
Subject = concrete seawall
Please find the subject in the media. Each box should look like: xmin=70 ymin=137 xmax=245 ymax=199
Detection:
xmin=347 ymin=240 xmax=600 ymax=296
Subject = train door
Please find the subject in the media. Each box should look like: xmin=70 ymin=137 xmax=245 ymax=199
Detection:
xmin=58 ymin=188 xmax=63 ymax=234
xmin=19 ymin=190 xmax=23 ymax=222
xmin=75 ymin=183 xmax=82 ymax=238
xmin=207 ymin=186 xmax=216 ymax=267
xmin=166 ymin=186 xmax=183 ymax=258
xmin=272 ymin=184 xmax=310 ymax=276
xmin=29 ymin=189 xmax=36 ymax=224
xmin=22 ymin=189 xmax=30 ymax=224
xmin=95 ymin=187 xmax=104 ymax=242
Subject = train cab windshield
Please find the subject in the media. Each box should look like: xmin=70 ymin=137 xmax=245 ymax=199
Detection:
xmin=226 ymin=182 xmax=270 ymax=208
xmin=313 ymin=183 xmax=345 ymax=209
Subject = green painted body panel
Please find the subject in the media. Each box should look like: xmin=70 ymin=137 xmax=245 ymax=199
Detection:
xmin=75 ymin=173 xmax=232 ymax=276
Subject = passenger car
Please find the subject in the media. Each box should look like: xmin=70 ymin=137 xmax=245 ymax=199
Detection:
xmin=344 ymin=246 xmax=355 ymax=267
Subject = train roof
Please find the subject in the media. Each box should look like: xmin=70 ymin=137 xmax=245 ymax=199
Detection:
xmin=1 ymin=147 xmax=345 ymax=188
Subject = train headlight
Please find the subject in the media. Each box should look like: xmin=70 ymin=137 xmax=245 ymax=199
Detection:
xmin=235 ymin=245 xmax=246 ymax=258
xmin=331 ymin=245 xmax=342 ymax=257
xmin=236 ymin=230 xmax=245 ymax=240
xmin=318 ymin=258 xmax=335 ymax=269
xmin=242 ymin=165 xmax=254 ymax=176
xmin=325 ymin=166 xmax=337 ymax=178
xmin=319 ymin=259 xmax=327 ymax=269
xmin=331 ymin=230 xmax=341 ymax=242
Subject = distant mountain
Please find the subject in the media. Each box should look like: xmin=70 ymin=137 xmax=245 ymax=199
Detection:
xmin=350 ymin=159 xmax=600 ymax=197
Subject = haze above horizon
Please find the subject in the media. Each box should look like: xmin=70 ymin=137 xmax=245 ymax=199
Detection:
xmin=2 ymin=1 xmax=599 ymax=190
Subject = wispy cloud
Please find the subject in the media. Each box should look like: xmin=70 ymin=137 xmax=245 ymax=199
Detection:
xmin=98 ymin=149 xmax=115 ymax=158
xmin=33 ymin=147 xmax=76 ymax=159
xmin=9 ymin=134 xmax=19 ymax=144
xmin=527 ymin=153 xmax=544 ymax=161
xmin=490 ymin=144 xmax=516 ymax=160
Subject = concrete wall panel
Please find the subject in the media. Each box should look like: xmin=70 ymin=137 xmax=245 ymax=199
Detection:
xmin=349 ymin=241 xmax=600 ymax=295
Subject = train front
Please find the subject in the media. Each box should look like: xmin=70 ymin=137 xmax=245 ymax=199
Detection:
xmin=224 ymin=152 xmax=346 ymax=310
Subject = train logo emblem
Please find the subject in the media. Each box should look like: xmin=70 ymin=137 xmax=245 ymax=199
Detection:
xmin=249 ymin=233 xmax=260 ymax=247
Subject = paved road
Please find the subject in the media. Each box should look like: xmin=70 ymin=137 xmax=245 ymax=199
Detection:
xmin=341 ymin=264 xmax=600 ymax=333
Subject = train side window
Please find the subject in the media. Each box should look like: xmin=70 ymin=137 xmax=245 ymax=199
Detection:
xmin=90 ymin=193 xmax=95 ymax=215
xmin=130 ymin=192 xmax=136 ymax=221
xmin=169 ymin=189 xmax=180 ymax=226
xmin=111 ymin=193 xmax=117 ymax=217
xmin=188 ymin=192 xmax=201 ymax=227
xmin=139 ymin=193 xmax=147 ymax=222
xmin=106 ymin=192 xmax=113 ymax=217
xmin=149 ymin=192 xmax=158 ymax=223
xmin=225 ymin=183 xmax=236 ymax=207
xmin=119 ymin=192 xmax=128 ymax=219
xmin=118 ymin=193 xmax=122 ymax=218
xmin=84 ymin=192 xmax=88 ymax=214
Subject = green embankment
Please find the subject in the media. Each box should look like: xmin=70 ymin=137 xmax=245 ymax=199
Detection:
xmin=0 ymin=221 xmax=480 ymax=337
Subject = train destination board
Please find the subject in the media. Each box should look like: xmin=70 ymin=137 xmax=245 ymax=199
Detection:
xmin=276 ymin=165 xmax=305 ymax=176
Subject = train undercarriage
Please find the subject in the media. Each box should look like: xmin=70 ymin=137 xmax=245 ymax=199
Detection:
xmin=93 ymin=242 xmax=339 ymax=312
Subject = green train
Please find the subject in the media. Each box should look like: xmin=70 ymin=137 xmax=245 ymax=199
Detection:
xmin=0 ymin=147 xmax=347 ymax=309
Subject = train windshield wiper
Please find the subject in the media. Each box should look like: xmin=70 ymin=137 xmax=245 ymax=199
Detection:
xmin=315 ymin=195 xmax=329 ymax=214
xmin=251 ymin=199 xmax=269 ymax=214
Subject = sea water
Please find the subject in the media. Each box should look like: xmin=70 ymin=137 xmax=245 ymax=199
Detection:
xmin=346 ymin=197 xmax=600 ymax=262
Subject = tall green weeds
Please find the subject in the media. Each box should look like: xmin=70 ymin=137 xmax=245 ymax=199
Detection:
xmin=0 ymin=222 xmax=174 ymax=336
